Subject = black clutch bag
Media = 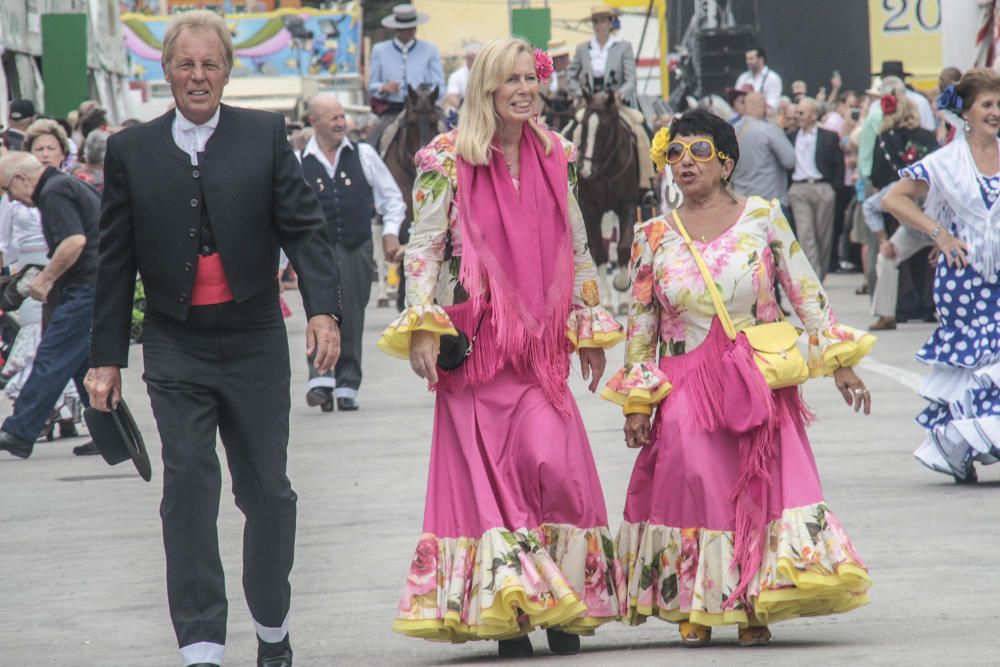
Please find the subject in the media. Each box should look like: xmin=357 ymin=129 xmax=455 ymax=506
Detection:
xmin=436 ymin=308 xmax=487 ymax=371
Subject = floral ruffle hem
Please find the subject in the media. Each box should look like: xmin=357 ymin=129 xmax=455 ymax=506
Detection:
xmin=394 ymin=524 xmax=625 ymax=642
xmin=616 ymin=502 xmax=870 ymax=627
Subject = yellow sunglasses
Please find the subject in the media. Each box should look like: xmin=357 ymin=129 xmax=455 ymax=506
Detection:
xmin=665 ymin=139 xmax=730 ymax=164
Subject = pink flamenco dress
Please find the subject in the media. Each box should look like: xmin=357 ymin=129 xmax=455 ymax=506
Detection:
xmin=377 ymin=128 xmax=626 ymax=642
xmin=603 ymin=197 xmax=875 ymax=630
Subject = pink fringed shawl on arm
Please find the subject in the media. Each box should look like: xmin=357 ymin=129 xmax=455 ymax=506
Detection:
xmin=442 ymin=125 xmax=575 ymax=410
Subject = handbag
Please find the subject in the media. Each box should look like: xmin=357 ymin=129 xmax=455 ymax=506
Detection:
xmin=670 ymin=209 xmax=809 ymax=389
xmin=436 ymin=307 xmax=487 ymax=371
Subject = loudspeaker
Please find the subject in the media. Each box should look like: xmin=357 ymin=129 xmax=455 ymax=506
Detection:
xmin=697 ymin=26 xmax=757 ymax=97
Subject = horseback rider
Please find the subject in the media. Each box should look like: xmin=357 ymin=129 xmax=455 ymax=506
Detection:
xmin=566 ymin=5 xmax=656 ymax=202
xmin=367 ymin=4 xmax=445 ymax=151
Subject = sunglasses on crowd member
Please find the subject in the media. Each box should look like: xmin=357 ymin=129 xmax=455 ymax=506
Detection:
xmin=665 ymin=139 xmax=730 ymax=165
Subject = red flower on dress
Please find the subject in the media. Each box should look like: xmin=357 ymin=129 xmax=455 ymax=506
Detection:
xmin=880 ymin=94 xmax=898 ymax=115
xmin=534 ymin=49 xmax=554 ymax=83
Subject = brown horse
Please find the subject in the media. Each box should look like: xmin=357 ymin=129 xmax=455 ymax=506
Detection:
xmin=572 ymin=91 xmax=639 ymax=312
xmin=540 ymin=89 xmax=576 ymax=133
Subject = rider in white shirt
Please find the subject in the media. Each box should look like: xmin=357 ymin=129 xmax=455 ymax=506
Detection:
xmin=735 ymin=46 xmax=783 ymax=114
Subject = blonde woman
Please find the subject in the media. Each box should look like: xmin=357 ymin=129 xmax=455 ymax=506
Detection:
xmin=378 ymin=37 xmax=625 ymax=657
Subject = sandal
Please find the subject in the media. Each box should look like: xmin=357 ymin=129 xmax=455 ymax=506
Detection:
xmin=855 ymin=284 xmax=869 ymax=295
xmin=678 ymin=621 xmax=711 ymax=647
xmin=738 ymin=625 xmax=772 ymax=647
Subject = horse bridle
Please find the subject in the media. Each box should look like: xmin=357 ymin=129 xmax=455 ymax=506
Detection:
xmin=579 ymin=108 xmax=636 ymax=182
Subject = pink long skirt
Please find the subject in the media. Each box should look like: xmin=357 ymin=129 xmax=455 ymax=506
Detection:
xmin=393 ymin=364 xmax=624 ymax=642
xmin=618 ymin=319 xmax=871 ymax=628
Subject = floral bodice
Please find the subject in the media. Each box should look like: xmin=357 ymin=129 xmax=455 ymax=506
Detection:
xmin=378 ymin=129 xmax=623 ymax=358
xmin=604 ymin=197 xmax=875 ymax=414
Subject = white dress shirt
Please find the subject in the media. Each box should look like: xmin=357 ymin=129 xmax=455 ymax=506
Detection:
xmin=301 ymin=135 xmax=406 ymax=238
xmin=589 ymin=36 xmax=621 ymax=78
xmin=446 ymin=65 xmax=470 ymax=100
xmin=172 ymin=107 xmax=221 ymax=165
xmin=792 ymin=126 xmax=823 ymax=181
xmin=735 ymin=66 xmax=783 ymax=112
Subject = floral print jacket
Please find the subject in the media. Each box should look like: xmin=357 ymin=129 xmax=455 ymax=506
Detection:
xmin=603 ymin=197 xmax=876 ymax=414
xmin=378 ymin=129 xmax=623 ymax=358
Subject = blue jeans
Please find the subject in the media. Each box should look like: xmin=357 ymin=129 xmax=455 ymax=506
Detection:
xmin=3 ymin=283 xmax=94 ymax=441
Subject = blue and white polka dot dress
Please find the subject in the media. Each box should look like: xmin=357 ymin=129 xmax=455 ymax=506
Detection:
xmin=904 ymin=161 xmax=1000 ymax=478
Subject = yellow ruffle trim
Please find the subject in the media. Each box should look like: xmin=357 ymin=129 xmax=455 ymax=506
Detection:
xmin=568 ymin=328 xmax=626 ymax=351
xmin=600 ymin=384 xmax=673 ymax=416
xmin=376 ymin=307 xmax=458 ymax=360
xmin=809 ymin=333 xmax=878 ymax=378
xmin=393 ymin=587 xmax=590 ymax=642
xmin=625 ymin=561 xmax=871 ymax=628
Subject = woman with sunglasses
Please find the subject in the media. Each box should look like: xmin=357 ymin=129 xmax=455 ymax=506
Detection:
xmin=378 ymin=37 xmax=626 ymax=658
xmin=882 ymin=68 xmax=1000 ymax=483
xmin=604 ymin=108 xmax=874 ymax=647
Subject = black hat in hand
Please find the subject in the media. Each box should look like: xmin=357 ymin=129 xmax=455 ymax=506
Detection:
xmin=83 ymin=398 xmax=152 ymax=482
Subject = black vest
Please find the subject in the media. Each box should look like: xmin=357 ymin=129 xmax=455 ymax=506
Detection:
xmin=301 ymin=143 xmax=375 ymax=249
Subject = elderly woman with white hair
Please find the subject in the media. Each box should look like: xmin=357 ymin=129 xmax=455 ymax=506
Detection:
xmin=379 ymin=36 xmax=625 ymax=658
xmin=70 ymin=130 xmax=108 ymax=192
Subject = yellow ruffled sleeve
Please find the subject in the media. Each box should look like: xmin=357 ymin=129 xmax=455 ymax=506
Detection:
xmin=376 ymin=304 xmax=459 ymax=360
xmin=807 ymin=325 xmax=878 ymax=377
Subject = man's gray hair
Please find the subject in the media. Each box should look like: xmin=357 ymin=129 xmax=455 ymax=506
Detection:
xmin=161 ymin=9 xmax=234 ymax=74
xmin=880 ymin=76 xmax=906 ymax=97
xmin=0 ymin=152 xmax=43 ymax=180
xmin=84 ymin=130 xmax=109 ymax=167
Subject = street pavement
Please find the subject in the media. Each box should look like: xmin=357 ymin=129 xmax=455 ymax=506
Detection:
xmin=1 ymin=273 xmax=998 ymax=666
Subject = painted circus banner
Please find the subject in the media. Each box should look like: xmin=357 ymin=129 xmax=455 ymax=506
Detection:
xmin=120 ymin=8 xmax=361 ymax=81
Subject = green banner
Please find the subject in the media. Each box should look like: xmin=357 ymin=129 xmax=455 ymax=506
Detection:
xmin=511 ymin=8 xmax=551 ymax=50
xmin=42 ymin=14 xmax=90 ymax=120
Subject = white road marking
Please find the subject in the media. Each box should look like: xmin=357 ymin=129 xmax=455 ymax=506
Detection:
xmin=859 ymin=357 xmax=924 ymax=392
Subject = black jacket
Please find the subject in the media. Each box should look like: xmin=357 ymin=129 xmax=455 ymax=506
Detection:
xmin=787 ymin=127 xmax=844 ymax=187
xmin=91 ymin=105 xmax=341 ymax=367
xmin=33 ymin=168 xmax=100 ymax=290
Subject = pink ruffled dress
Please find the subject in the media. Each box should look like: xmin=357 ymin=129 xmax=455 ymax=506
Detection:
xmin=603 ymin=198 xmax=875 ymax=628
xmin=378 ymin=130 xmax=626 ymax=642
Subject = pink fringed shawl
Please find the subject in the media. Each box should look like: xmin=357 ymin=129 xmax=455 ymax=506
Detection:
xmin=448 ymin=126 xmax=574 ymax=408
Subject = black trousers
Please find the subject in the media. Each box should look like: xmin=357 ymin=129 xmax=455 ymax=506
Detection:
xmin=142 ymin=291 xmax=294 ymax=652
xmin=307 ymin=239 xmax=374 ymax=397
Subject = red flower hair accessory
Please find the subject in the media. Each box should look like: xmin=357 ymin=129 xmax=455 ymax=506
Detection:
xmin=534 ymin=49 xmax=553 ymax=83
xmin=881 ymin=94 xmax=898 ymax=115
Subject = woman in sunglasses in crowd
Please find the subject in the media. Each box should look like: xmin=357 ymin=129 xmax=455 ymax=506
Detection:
xmin=378 ymin=37 xmax=626 ymax=657
xmin=603 ymin=108 xmax=874 ymax=646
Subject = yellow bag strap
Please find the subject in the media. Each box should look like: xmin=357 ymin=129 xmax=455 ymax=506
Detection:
xmin=670 ymin=208 xmax=738 ymax=340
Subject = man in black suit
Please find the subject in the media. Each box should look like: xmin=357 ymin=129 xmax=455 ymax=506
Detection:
xmin=787 ymin=97 xmax=844 ymax=281
xmin=84 ymin=11 xmax=341 ymax=667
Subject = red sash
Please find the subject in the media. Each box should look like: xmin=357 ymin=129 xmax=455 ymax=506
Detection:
xmin=191 ymin=253 xmax=235 ymax=306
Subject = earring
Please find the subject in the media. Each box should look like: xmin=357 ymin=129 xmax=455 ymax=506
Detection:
xmin=724 ymin=179 xmax=738 ymax=202
xmin=964 ymin=119 xmax=972 ymax=134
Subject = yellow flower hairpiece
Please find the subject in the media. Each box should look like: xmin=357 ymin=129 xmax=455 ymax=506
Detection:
xmin=650 ymin=127 xmax=670 ymax=172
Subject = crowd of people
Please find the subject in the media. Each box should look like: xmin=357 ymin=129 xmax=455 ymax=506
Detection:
xmin=0 ymin=2 xmax=997 ymax=666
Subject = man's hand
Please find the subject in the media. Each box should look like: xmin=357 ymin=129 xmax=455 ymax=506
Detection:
xmin=578 ymin=347 xmax=606 ymax=393
xmin=879 ymin=239 xmax=897 ymax=260
xmin=382 ymin=234 xmax=404 ymax=263
xmin=306 ymin=315 xmax=341 ymax=374
xmin=27 ymin=274 xmax=54 ymax=303
xmin=381 ymin=80 xmax=401 ymax=95
xmin=84 ymin=366 xmax=123 ymax=412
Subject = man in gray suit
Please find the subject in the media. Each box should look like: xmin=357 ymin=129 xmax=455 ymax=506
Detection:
xmin=730 ymin=92 xmax=796 ymax=206
xmin=566 ymin=5 xmax=655 ymax=195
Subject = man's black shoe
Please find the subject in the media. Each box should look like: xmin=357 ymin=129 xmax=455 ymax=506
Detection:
xmin=58 ymin=420 xmax=79 ymax=439
xmin=336 ymin=397 xmax=359 ymax=411
xmin=0 ymin=430 xmax=33 ymax=458
xmin=305 ymin=388 xmax=334 ymax=412
xmin=258 ymin=634 xmax=293 ymax=667
xmin=498 ymin=635 xmax=533 ymax=658
xmin=72 ymin=440 xmax=100 ymax=456
xmin=546 ymin=629 xmax=580 ymax=655
xmin=188 ymin=664 xmax=219 ymax=667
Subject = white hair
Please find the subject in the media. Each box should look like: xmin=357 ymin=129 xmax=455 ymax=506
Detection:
xmin=0 ymin=152 xmax=44 ymax=180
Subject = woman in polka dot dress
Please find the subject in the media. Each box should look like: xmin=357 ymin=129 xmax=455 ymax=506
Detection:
xmin=883 ymin=68 xmax=1000 ymax=483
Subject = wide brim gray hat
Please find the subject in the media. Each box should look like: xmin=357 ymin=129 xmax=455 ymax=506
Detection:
xmin=381 ymin=4 xmax=430 ymax=29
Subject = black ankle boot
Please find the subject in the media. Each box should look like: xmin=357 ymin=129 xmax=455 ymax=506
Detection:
xmin=546 ymin=629 xmax=580 ymax=655
xmin=498 ymin=635 xmax=533 ymax=658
